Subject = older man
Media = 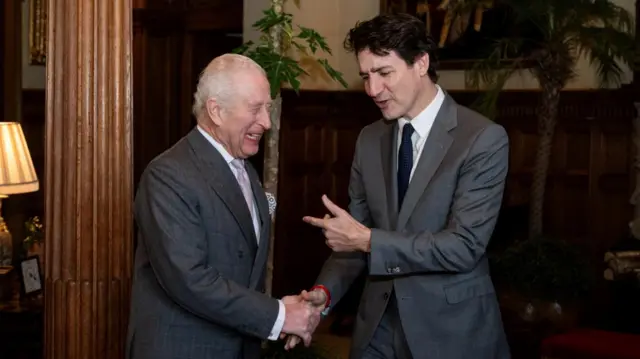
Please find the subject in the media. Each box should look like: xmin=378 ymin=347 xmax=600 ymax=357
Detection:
xmin=126 ymin=54 xmax=320 ymax=359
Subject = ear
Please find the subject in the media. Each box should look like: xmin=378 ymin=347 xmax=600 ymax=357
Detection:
xmin=414 ymin=52 xmax=430 ymax=77
xmin=206 ymin=98 xmax=223 ymax=126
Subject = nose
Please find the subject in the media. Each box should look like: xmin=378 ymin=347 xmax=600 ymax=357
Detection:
xmin=260 ymin=106 xmax=272 ymax=130
xmin=366 ymin=77 xmax=383 ymax=98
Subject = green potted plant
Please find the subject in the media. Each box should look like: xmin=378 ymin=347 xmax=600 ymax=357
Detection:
xmin=492 ymin=236 xmax=594 ymax=303
xmin=236 ymin=4 xmax=346 ymax=357
xmin=23 ymin=216 xmax=44 ymax=259
xmin=234 ymin=0 xmax=347 ymax=296
xmin=490 ymin=236 xmax=596 ymax=357
xmin=466 ymin=0 xmax=636 ymax=239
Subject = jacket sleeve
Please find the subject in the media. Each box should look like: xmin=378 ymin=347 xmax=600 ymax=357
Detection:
xmin=315 ymin=129 xmax=370 ymax=306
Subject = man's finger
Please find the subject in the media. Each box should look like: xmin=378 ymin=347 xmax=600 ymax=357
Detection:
xmin=325 ymin=239 xmax=338 ymax=250
xmin=321 ymin=195 xmax=345 ymax=217
xmin=302 ymin=216 xmax=327 ymax=228
xmin=285 ymin=335 xmax=300 ymax=350
xmin=302 ymin=333 xmax=312 ymax=347
xmin=327 ymin=239 xmax=340 ymax=249
xmin=321 ymin=215 xmax=330 ymax=235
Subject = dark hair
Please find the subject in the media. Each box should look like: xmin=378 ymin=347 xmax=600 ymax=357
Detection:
xmin=344 ymin=13 xmax=439 ymax=82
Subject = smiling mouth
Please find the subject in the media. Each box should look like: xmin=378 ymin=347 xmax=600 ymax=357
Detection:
xmin=375 ymin=99 xmax=390 ymax=107
xmin=246 ymin=133 xmax=261 ymax=141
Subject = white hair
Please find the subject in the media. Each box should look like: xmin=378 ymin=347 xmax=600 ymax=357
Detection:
xmin=192 ymin=54 xmax=266 ymax=120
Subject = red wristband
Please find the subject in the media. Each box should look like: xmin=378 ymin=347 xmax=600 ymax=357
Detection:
xmin=310 ymin=284 xmax=331 ymax=308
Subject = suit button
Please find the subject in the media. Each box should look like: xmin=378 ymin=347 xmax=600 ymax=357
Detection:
xmin=383 ymin=292 xmax=389 ymax=300
xmin=238 ymin=251 xmax=244 ymax=258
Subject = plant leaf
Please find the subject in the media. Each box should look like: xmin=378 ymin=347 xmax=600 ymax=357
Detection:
xmin=318 ymin=58 xmax=348 ymax=89
xmin=296 ymin=26 xmax=332 ymax=55
xmin=238 ymin=2 xmax=349 ymax=98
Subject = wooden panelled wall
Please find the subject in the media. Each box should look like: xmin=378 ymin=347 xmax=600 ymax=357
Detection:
xmin=19 ymin=88 xmax=638 ymax=298
xmin=271 ymin=88 xmax=638 ymax=297
xmin=11 ymin=0 xmax=638 ymax=302
xmin=2 ymin=0 xmax=21 ymax=123
xmin=13 ymin=85 xmax=640 ymax=300
xmin=132 ymin=0 xmax=244 ymax=187
xmin=1 ymin=0 xmax=5 ymax=115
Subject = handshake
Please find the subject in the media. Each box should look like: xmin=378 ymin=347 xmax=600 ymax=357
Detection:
xmin=279 ymin=289 xmax=328 ymax=350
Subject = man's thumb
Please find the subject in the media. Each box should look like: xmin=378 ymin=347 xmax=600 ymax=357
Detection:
xmin=308 ymin=290 xmax=326 ymax=305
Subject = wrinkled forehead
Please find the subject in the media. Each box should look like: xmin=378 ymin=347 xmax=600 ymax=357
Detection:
xmin=232 ymin=66 xmax=267 ymax=84
xmin=356 ymin=49 xmax=406 ymax=75
xmin=232 ymin=70 xmax=271 ymax=100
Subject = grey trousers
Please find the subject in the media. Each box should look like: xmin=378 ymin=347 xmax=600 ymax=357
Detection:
xmin=361 ymin=294 xmax=412 ymax=359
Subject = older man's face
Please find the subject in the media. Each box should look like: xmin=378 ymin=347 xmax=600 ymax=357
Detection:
xmin=215 ymin=70 xmax=272 ymax=159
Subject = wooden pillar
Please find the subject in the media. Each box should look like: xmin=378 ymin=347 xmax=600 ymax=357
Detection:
xmin=44 ymin=1 xmax=133 ymax=358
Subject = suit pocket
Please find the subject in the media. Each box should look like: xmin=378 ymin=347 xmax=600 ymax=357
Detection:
xmin=443 ymin=275 xmax=495 ymax=304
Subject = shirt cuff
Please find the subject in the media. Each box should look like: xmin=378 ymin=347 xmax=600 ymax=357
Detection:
xmin=267 ymin=299 xmax=285 ymax=341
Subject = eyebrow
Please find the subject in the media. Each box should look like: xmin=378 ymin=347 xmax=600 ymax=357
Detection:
xmin=248 ymin=101 xmax=272 ymax=109
xmin=359 ymin=66 xmax=392 ymax=76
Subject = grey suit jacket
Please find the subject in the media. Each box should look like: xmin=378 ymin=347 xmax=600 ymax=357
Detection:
xmin=316 ymin=94 xmax=511 ymax=359
xmin=126 ymin=128 xmax=277 ymax=359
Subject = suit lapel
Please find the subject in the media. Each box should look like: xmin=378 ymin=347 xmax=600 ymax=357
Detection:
xmin=396 ymin=95 xmax=457 ymax=230
xmin=380 ymin=121 xmax=399 ymax=230
xmin=186 ymin=129 xmax=258 ymax=252
xmin=245 ymin=163 xmax=271 ymax=289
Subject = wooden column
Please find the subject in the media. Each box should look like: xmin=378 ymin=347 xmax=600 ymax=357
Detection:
xmin=44 ymin=1 xmax=133 ymax=359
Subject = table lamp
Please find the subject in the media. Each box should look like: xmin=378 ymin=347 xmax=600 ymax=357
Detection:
xmin=0 ymin=122 xmax=39 ymax=267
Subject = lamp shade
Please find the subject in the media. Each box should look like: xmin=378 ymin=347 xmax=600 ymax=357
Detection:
xmin=0 ymin=122 xmax=39 ymax=195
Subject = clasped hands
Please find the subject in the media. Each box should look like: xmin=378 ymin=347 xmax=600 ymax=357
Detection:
xmin=278 ymin=195 xmax=372 ymax=350
xmin=279 ymin=289 xmax=327 ymax=350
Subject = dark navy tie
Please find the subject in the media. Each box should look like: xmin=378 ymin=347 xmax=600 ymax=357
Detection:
xmin=397 ymin=123 xmax=415 ymax=209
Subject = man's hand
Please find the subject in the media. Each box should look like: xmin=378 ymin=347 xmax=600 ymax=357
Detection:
xmin=281 ymin=293 xmax=323 ymax=347
xmin=282 ymin=289 xmax=327 ymax=350
xmin=303 ymin=195 xmax=371 ymax=252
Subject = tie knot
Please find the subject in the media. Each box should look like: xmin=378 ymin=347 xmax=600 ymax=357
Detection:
xmin=231 ymin=158 xmax=245 ymax=171
xmin=401 ymin=123 xmax=415 ymax=140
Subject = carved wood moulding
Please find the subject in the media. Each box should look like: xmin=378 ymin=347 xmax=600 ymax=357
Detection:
xmin=44 ymin=1 xmax=133 ymax=358
xmin=28 ymin=0 xmax=47 ymax=65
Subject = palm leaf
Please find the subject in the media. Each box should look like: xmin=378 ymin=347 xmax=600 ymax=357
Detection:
xmin=467 ymin=0 xmax=635 ymax=114
xmin=465 ymin=37 xmax=528 ymax=119
xmin=576 ymin=26 xmax=636 ymax=86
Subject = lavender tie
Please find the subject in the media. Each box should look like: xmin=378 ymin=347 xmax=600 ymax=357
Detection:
xmin=231 ymin=159 xmax=256 ymax=223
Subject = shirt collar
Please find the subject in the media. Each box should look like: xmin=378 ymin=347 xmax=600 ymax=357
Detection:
xmin=398 ymin=84 xmax=445 ymax=138
xmin=197 ymin=125 xmax=236 ymax=165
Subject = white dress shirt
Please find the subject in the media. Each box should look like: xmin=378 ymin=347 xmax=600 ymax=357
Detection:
xmin=396 ymin=85 xmax=445 ymax=182
xmin=197 ymin=126 xmax=285 ymax=340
